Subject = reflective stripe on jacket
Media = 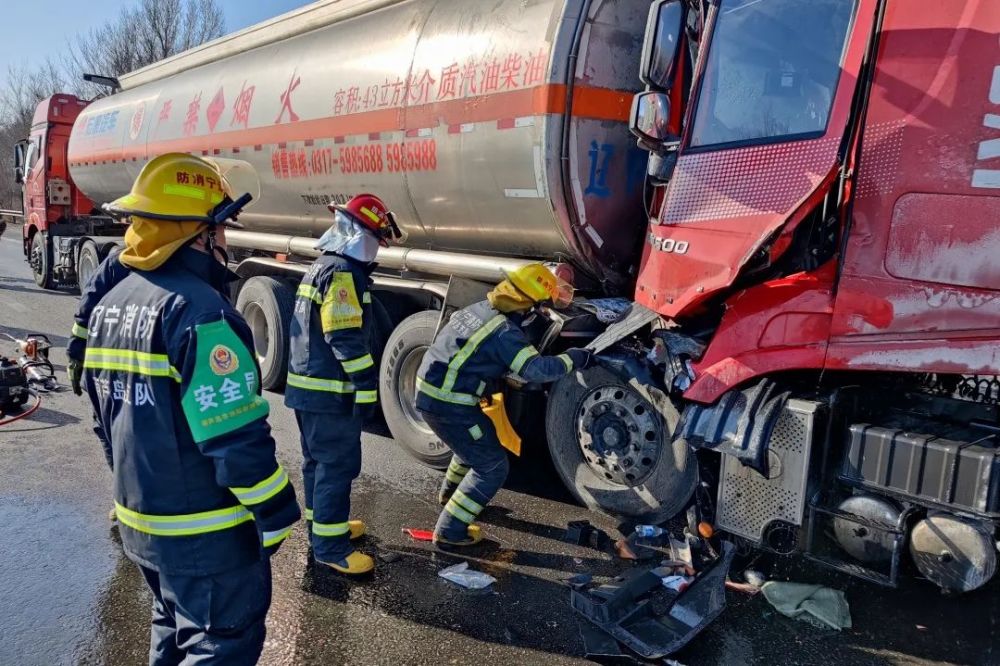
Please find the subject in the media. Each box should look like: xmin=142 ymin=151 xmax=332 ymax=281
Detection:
xmin=284 ymin=253 xmax=376 ymax=413
xmin=67 ymin=249 xmax=131 ymax=362
xmin=83 ymin=247 xmax=299 ymax=576
xmin=414 ymin=300 xmax=578 ymax=417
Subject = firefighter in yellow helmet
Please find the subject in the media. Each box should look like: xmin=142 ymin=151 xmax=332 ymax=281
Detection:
xmin=82 ymin=153 xmax=300 ymax=664
xmin=414 ymin=264 xmax=591 ymax=547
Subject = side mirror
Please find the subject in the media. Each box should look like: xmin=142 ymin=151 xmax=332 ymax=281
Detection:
xmin=640 ymin=0 xmax=686 ymax=90
xmin=630 ymin=92 xmax=680 ymax=150
xmin=22 ymin=141 xmax=36 ymax=182
xmin=13 ymin=142 xmax=25 ymax=185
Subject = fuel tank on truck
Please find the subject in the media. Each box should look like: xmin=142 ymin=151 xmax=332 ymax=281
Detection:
xmin=67 ymin=0 xmax=652 ymax=287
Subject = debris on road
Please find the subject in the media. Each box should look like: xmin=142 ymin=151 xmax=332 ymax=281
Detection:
xmin=615 ymin=538 xmax=638 ymax=560
xmin=723 ymin=580 xmax=761 ymax=596
xmin=438 ymin=562 xmax=497 ymax=590
xmin=402 ymin=527 xmax=434 ymax=542
xmin=566 ymin=573 xmax=593 ymax=590
xmin=761 ymin=581 xmax=852 ymax=631
xmin=564 ymin=520 xmax=612 ymax=551
xmin=661 ymin=575 xmax=692 ymax=593
xmin=578 ymin=620 xmax=630 ymax=661
xmin=743 ymin=569 xmax=766 ymax=588
xmin=570 ymin=540 xmax=736 ymax=660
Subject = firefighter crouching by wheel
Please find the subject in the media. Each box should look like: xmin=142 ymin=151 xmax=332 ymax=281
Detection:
xmin=285 ymin=194 xmax=404 ymax=576
xmin=415 ymin=264 xmax=592 ymax=547
xmin=83 ymin=153 xmax=300 ymax=664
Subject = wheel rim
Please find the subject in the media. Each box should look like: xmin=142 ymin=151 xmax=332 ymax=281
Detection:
xmin=397 ymin=345 xmax=434 ymax=443
xmin=244 ymin=301 xmax=270 ymax=362
xmin=575 ymin=384 xmax=662 ymax=486
xmin=29 ymin=236 xmax=44 ymax=276
xmin=78 ymin=255 xmax=96 ymax=288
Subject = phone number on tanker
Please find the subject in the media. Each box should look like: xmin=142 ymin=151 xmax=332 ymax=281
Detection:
xmin=271 ymin=140 xmax=438 ymax=180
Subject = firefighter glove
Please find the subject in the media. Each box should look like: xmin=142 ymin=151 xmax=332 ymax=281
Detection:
xmin=68 ymin=359 xmax=84 ymax=396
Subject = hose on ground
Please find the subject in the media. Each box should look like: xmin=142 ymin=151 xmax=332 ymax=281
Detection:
xmin=0 ymin=390 xmax=42 ymax=426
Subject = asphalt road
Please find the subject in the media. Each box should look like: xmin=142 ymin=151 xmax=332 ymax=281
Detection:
xmin=0 ymin=231 xmax=998 ymax=666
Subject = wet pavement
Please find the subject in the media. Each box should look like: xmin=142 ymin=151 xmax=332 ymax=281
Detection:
xmin=1 ymin=233 xmax=998 ymax=666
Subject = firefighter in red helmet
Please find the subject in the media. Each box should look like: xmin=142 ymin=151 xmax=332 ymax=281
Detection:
xmin=285 ymin=193 xmax=403 ymax=575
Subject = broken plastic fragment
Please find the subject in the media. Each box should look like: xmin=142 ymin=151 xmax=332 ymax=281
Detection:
xmin=402 ymin=527 xmax=434 ymax=541
xmin=438 ymin=561 xmax=497 ymax=589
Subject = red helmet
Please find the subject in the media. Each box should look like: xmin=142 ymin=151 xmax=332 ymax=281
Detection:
xmin=329 ymin=194 xmax=403 ymax=247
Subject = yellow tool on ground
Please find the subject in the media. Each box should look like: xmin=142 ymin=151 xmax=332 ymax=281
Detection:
xmin=480 ymin=393 xmax=522 ymax=456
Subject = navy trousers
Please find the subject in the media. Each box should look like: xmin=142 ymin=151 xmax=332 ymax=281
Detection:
xmin=294 ymin=410 xmax=363 ymax=562
xmin=138 ymin=559 xmax=271 ymax=666
xmin=422 ymin=410 xmax=509 ymax=540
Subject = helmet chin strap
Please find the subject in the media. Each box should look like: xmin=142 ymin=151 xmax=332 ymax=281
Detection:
xmin=205 ymin=227 xmax=230 ymax=265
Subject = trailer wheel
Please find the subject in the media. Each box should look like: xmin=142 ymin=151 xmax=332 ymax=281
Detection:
xmin=29 ymin=232 xmax=54 ymax=289
xmin=76 ymin=241 xmax=100 ymax=291
xmin=380 ymin=310 xmax=450 ymax=469
xmin=236 ymin=276 xmax=295 ymax=391
xmin=546 ymin=366 xmax=696 ymax=522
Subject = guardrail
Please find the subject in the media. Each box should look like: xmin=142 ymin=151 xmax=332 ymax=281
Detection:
xmin=0 ymin=210 xmax=24 ymax=219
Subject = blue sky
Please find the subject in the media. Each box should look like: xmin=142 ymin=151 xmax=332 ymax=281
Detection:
xmin=0 ymin=0 xmax=307 ymax=86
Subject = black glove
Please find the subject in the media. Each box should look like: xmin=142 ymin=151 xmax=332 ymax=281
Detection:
xmin=565 ymin=348 xmax=593 ymax=370
xmin=68 ymin=359 xmax=84 ymax=396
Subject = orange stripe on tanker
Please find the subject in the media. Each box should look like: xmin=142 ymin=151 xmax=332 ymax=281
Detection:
xmin=67 ymin=84 xmax=632 ymax=165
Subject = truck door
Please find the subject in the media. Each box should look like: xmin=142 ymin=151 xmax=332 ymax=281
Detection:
xmin=636 ymin=0 xmax=878 ymax=319
xmin=20 ymin=134 xmax=45 ymax=229
xmin=827 ymin=1 xmax=1000 ymax=376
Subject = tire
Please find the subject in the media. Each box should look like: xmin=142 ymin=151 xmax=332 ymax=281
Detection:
xmin=379 ymin=310 xmax=451 ymax=468
xmin=235 ymin=276 xmax=295 ymax=391
xmin=545 ymin=365 xmax=697 ymax=523
xmin=29 ymin=232 xmax=54 ymax=289
xmin=76 ymin=241 xmax=100 ymax=291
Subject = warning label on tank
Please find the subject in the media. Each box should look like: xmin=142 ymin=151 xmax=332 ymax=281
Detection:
xmin=271 ymin=140 xmax=438 ymax=180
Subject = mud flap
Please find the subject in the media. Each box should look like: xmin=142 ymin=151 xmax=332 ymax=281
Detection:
xmin=571 ymin=541 xmax=735 ymax=660
xmin=678 ymin=378 xmax=789 ymax=477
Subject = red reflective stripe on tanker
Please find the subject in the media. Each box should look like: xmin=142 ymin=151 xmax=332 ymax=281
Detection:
xmin=67 ymin=84 xmax=633 ymax=164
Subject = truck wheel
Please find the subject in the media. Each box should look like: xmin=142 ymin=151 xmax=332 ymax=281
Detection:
xmin=380 ymin=310 xmax=451 ymax=469
xmin=546 ymin=366 xmax=697 ymax=523
xmin=235 ymin=276 xmax=295 ymax=391
xmin=29 ymin=232 xmax=54 ymax=289
xmin=76 ymin=241 xmax=100 ymax=291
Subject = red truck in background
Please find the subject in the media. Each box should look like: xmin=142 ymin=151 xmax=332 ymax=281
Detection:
xmin=13 ymin=95 xmax=126 ymax=289
xmin=13 ymin=0 xmax=1000 ymax=594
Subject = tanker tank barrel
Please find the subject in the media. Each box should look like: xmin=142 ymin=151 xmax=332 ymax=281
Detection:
xmin=226 ymin=230 xmax=532 ymax=282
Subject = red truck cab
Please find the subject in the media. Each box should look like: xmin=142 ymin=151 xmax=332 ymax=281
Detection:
xmin=13 ymin=94 xmax=122 ymax=289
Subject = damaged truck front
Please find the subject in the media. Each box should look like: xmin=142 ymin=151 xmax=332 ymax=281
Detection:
xmin=548 ymin=0 xmax=1000 ymax=594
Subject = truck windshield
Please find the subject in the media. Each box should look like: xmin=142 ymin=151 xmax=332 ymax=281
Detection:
xmin=689 ymin=0 xmax=856 ymax=149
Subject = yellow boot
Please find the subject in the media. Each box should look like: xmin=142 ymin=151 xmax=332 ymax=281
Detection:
xmin=318 ymin=551 xmax=375 ymax=576
xmin=348 ymin=519 xmax=366 ymax=540
xmin=433 ymin=524 xmax=483 ymax=548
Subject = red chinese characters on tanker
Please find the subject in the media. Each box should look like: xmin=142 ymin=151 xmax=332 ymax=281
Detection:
xmin=271 ymin=140 xmax=437 ymax=180
xmin=331 ymin=49 xmax=547 ymax=116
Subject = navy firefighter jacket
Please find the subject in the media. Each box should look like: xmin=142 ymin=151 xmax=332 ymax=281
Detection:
xmin=67 ymin=248 xmax=131 ymax=363
xmin=415 ymin=300 xmax=584 ymax=418
xmin=285 ymin=252 xmax=377 ymax=414
xmin=83 ymin=247 xmax=300 ymax=576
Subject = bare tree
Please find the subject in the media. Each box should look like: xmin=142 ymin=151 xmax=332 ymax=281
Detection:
xmin=0 ymin=0 xmax=224 ymax=211
xmin=0 ymin=61 xmax=65 ymax=210
xmin=68 ymin=0 xmax=225 ymax=99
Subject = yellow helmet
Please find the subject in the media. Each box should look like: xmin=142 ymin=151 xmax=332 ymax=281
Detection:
xmin=104 ymin=153 xmax=235 ymax=224
xmin=506 ymin=263 xmax=574 ymax=308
